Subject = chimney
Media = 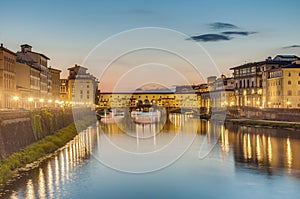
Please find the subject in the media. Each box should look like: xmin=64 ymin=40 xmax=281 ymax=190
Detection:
xmin=21 ymin=44 xmax=32 ymax=53
xmin=266 ymin=56 xmax=272 ymax=61
xmin=0 ymin=43 xmax=3 ymax=48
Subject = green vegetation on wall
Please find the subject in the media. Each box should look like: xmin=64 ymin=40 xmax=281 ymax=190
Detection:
xmin=30 ymin=111 xmax=42 ymax=140
xmin=0 ymin=116 xmax=95 ymax=186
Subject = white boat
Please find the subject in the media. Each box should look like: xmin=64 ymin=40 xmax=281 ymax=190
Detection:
xmin=131 ymin=108 xmax=161 ymax=124
xmin=97 ymin=109 xmax=124 ymax=124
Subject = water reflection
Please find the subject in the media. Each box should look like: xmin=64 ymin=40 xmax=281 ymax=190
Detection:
xmin=1 ymin=115 xmax=300 ymax=198
xmin=225 ymin=122 xmax=300 ymax=177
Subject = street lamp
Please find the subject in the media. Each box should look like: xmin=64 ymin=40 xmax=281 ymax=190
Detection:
xmin=287 ymin=101 xmax=291 ymax=108
xmin=28 ymin=97 xmax=33 ymax=109
xmin=13 ymin=96 xmax=19 ymax=109
xmin=13 ymin=96 xmax=19 ymax=101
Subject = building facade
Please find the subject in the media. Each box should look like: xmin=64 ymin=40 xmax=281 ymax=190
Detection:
xmin=0 ymin=44 xmax=17 ymax=108
xmin=266 ymin=61 xmax=300 ymax=108
xmin=67 ymin=65 xmax=98 ymax=107
xmin=230 ymin=55 xmax=298 ymax=108
xmin=49 ymin=67 xmax=61 ymax=102
xmin=17 ymin=44 xmax=51 ymax=100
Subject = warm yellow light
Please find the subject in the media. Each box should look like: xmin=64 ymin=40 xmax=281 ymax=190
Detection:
xmin=287 ymin=101 xmax=291 ymax=105
xmin=39 ymin=98 xmax=44 ymax=103
xmin=13 ymin=96 xmax=19 ymax=101
xmin=48 ymin=99 xmax=53 ymax=103
xmin=28 ymin=97 xmax=33 ymax=102
xmin=55 ymin=100 xmax=59 ymax=103
xmin=267 ymin=102 xmax=271 ymax=105
xmin=247 ymin=100 xmax=250 ymax=104
xmin=256 ymin=101 xmax=260 ymax=105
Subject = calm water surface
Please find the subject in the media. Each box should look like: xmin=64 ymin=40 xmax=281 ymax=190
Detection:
xmin=1 ymin=114 xmax=300 ymax=199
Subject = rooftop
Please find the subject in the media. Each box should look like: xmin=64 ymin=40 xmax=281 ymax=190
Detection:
xmin=281 ymin=63 xmax=300 ymax=69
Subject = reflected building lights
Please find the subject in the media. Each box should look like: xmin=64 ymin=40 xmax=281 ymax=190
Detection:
xmin=256 ymin=135 xmax=262 ymax=162
xmin=65 ymin=148 xmax=70 ymax=181
xmin=247 ymin=134 xmax=252 ymax=159
xmin=38 ymin=168 xmax=46 ymax=199
xmin=267 ymin=137 xmax=272 ymax=163
xmin=26 ymin=179 xmax=35 ymax=199
xmin=54 ymin=156 xmax=60 ymax=193
xmin=243 ymin=134 xmax=248 ymax=160
xmin=60 ymin=152 xmax=65 ymax=185
xmin=286 ymin=138 xmax=292 ymax=169
xmin=47 ymin=162 xmax=54 ymax=199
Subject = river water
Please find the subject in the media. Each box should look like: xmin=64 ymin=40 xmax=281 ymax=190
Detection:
xmin=1 ymin=114 xmax=300 ymax=199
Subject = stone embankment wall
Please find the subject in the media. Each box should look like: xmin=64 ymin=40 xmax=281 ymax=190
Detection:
xmin=227 ymin=107 xmax=300 ymax=122
xmin=0 ymin=107 xmax=94 ymax=159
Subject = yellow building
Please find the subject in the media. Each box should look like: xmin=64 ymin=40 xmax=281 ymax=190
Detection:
xmin=266 ymin=61 xmax=300 ymax=108
xmin=67 ymin=65 xmax=98 ymax=107
xmin=0 ymin=44 xmax=16 ymax=108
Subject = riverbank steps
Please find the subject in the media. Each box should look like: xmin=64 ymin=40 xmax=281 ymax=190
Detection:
xmin=0 ymin=116 xmax=96 ymax=187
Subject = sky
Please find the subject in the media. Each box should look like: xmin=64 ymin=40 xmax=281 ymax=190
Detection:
xmin=1 ymin=0 xmax=300 ymax=91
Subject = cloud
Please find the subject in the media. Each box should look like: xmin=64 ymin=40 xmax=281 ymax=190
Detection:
xmin=209 ymin=22 xmax=238 ymax=30
xmin=222 ymin=31 xmax=257 ymax=36
xmin=189 ymin=34 xmax=231 ymax=42
xmin=282 ymin=45 xmax=300 ymax=49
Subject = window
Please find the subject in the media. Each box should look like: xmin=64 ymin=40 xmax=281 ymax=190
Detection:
xmin=298 ymin=90 xmax=300 ymax=96
xmin=288 ymin=72 xmax=291 ymax=76
xmin=87 ymin=85 xmax=89 ymax=88
xmin=298 ymin=81 xmax=300 ymax=85
xmin=288 ymin=80 xmax=291 ymax=85
xmin=287 ymin=90 xmax=292 ymax=96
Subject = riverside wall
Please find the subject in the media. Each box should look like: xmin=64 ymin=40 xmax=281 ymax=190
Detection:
xmin=0 ymin=107 xmax=94 ymax=160
xmin=227 ymin=107 xmax=300 ymax=122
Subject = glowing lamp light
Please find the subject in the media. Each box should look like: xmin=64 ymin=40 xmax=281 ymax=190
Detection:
xmin=48 ymin=99 xmax=53 ymax=103
xmin=287 ymin=101 xmax=291 ymax=105
xmin=28 ymin=97 xmax=33 ymax=102
xmin=13 ymin=96 xmax=19 ymax=101
xmin=39 ymin=98 xmax=44 ymax=103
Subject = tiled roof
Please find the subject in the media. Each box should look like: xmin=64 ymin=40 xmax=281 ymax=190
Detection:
xmin=281 ymin=63 xmax=300 ymax=68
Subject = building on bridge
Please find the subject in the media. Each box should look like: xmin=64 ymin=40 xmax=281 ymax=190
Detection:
xmin=98 ymin=91 xmax=199 ymax=110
